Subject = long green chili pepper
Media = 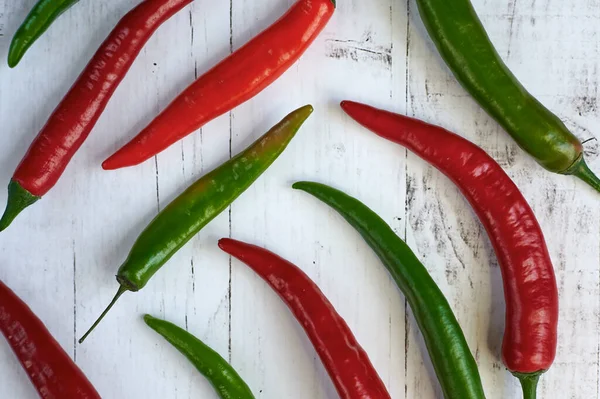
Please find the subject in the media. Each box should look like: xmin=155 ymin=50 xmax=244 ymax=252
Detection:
xmin=144 ymin=315 xmax=255 ymax=399
xmin=293 ymin=181 xmax=486 ymax=399
xmin=78 ymin=105 xmax=313 ymax=343
xmin=8 ymin=0 xmax=80 ymax=68
xmin=414 ymin=0 xmax=600 ymax=193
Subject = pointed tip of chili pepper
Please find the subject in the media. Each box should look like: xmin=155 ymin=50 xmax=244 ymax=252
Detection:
xmin=340 ymin=99 xmax=362 ymax=108
xmin=291 ymin=104 xmax=314 ymax=121
xmin=291 ymin=181 xmax=317 ymax=192
xmin=218 ymin=238 xmax=245 ymax=258
xmin=143 ymin=314 xmax=176 ymax=337
xmin=339 ymin=100 xmax=356 ymax=109
xmin=340 ymin=100 xmax=373 ymax=121
xmin=7 ymin=56 xmax=18 ymax=69
xmin=7 ymin=41 xmax=25 ymax=69
xmin=143 ymin=314 xmax=171 ymax=334
xmin=101 ymin=142 xmax=155 ymax=170
xmin=217 ymin=238 xmax=232 ymax=250
xmin=293 ymin=181 xmax=343 ymax=207
xmin=143 ymin=314 xmax=162 ymax=330
xmin=218 ymin=238 xmax=246 ymax=258
xmin=78 ymin=285 xmax=129 ymax=344
xmin=0 ymin=180 xmax=40 ymax=232
xmin=101 ymin=154 xmax=127 ymax=171
xmin=568 ymin=156 xmax=600 ymax=195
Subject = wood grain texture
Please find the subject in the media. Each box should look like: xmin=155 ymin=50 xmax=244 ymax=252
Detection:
xmin=0 ymin=0 xmax=597 ymax=398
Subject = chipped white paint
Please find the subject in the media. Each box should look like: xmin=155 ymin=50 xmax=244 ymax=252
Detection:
xmin=0 ymin=0 xmax=598 ymax=398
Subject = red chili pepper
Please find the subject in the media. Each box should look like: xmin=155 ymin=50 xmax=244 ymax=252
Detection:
xmin=218 ymin=238 xmax=391 ymax=399
xmin=0 ymin=0 xmax=193 ymax=231
xmin=102 ymin=0 xmax=336 ymax=170
xmin=0 ymin=279 xmax=100 ymax=398
xmin=341 ymin=100 xmax=558 ymax=398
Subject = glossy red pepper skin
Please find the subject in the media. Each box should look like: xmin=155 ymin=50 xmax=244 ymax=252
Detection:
xmin=341 ymin=101 xmax=558 ymax=395
xmin=102 ymin=0 xmax=336 ymax=170
xmin=0 ymin=0 xmax=192 ymax=231
xmin=0 ymin=280 xmax=100 ymax=398
xmin=218 ymin=238 xmax=391 ymax=399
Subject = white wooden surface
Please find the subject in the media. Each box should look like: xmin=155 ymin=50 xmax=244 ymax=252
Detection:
xmin=0 ymin=0 xmax=598 ymax=398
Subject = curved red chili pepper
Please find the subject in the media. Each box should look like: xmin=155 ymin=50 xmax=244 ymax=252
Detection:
xmin=0 ymin=280 xmax=100 ymax=398
xmin=102 ymin=0 xmax=336 ymax=170
xmin=340 ymin=101 xmax=558 ymax=378
xmin=0 ymin=0 xmax=192 ymax=231
xmin=218 ymin=238 xmax=391 ymax=399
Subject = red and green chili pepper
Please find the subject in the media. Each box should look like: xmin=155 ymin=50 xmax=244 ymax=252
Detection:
xmin=101 ymin=0 xmax=336 ymax=170
xmin=341 ymin=100 xmax=558 ymax=399
xmin=79 ymin=105 xmax=312 ymax=343
xmin=0 ymin=279 xmax=100 ymax=398
xmin=144 ymin=315 xmax=255 ymax=399
xmin=219 ymin=238 xmax=391 ymax=399
xmin=0 ymin=0 xmax=193 ymax=232
xmin=293 ymin=182 xmax=486 ymax=399
xmin=8 ymin=0 xmax=80 ymax=68
xmin=413 ymin=0 xmax=600 ymax=193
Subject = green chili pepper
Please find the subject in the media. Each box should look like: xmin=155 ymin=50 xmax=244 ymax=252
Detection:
xmin=78 ymin=105 xmax=313 ymax=343
xmin=8 ymin=0 xmax=80 ymax=68
xmin=144 ymin=315 xmax=255 ymax=399
xmin=293 ymin=181 xmax=486 ymax=399
xmin=414 ymin=0 xmax=600 ymax=193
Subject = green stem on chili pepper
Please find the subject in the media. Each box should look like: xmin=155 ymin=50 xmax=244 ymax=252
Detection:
xmin=414 ymin=0 xmax=600 ymax=193
xmin=78 ymin=105 xmax=312 ymax=343
xmin=293 ymin=181 xmax=486 ymax=399
xmin=144 ymin=315 xmax=255 ymax=399
xmin=8 ymin=0 xmax=80 ymax=68
xmin=567 ymin=156 xmax=600 ymax=193
xmin=78 ymin=286 xmax=127 ymax=344
xmin=0 ymin=180 xmax=40 ymax=232
xmin=513 ymin=372 xmax=541 ymax=399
